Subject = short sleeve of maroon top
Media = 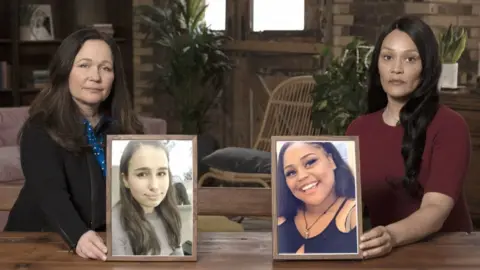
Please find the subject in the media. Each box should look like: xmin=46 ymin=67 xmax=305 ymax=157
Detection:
xmin=346 ymin=104 xmax=473 ymax=233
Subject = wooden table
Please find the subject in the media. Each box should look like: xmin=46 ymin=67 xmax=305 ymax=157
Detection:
xmin=1 ymin=232 xmax=480 ymax=269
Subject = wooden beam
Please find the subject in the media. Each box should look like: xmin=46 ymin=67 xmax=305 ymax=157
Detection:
xmin=222 ymin=40 xmax=325 ymax=54
xmin=198 ymin=187 xmax=272 ymax=217
xmin=0 ymin=184 xmax=273 ymax=217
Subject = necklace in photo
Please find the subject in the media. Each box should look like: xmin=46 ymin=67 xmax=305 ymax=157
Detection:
xmin=303 ymin=199 xmax=337 ymax=239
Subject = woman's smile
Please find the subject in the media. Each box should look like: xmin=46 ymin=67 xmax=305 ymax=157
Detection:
xmin=299 ymin=180 xmax=320 ymax=194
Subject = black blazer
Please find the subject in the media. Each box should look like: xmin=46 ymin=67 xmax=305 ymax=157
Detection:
xmin=4 ymin=117 xmax=118 ymax=249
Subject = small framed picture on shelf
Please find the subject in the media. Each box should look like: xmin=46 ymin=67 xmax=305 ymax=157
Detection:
xmin=19 ymin=4 xmax=55 ymax=41
xmin=106 ymin=134 xmax=198 ymax=262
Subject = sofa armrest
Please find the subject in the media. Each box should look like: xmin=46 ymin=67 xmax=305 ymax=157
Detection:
xmin=0 ymin=106 xmax=30 ymax=147
xmin=139 ymin=116 xmax=167 ymax=135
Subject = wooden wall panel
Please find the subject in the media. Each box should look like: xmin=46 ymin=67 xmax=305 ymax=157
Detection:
xmin=441 ymin=90 xmax=480 ymax=226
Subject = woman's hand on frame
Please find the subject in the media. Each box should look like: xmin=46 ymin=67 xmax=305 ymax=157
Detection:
xmin=359 ymin=226 xmax=394 ymax=259
xmin=76 ymin=230 xmax=108 ymax=261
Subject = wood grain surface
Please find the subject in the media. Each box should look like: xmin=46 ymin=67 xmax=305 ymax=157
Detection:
xmin=0 ymin=231 xmax=480 ymax=269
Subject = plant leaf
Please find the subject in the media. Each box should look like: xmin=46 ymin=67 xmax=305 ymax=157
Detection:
xmin=310 ymin=38 xmax=371 ymax=135
xmin=136 ymin=0 xmax=234 ymax=134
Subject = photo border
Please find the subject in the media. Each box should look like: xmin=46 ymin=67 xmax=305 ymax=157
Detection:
xmin=271 ymin=135 xmax=363 ymax=261
xmin=106 ymin=134 xmax=198 ymax=262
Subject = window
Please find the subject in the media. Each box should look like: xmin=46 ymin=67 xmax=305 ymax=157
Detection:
xmin=252 ymin=0 xmax=304 ymax=32
xmin=204 ymin=0 xmax=226 ymax=31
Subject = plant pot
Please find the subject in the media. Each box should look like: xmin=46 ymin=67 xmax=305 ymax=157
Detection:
xmin=439 ymin=63 xmax=459 ymax=89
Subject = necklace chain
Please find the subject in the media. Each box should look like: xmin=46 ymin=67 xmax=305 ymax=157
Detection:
xmin=384 ymin=108 xmax=400 ymax=126
xmin=303 ymin=199 xmax=337 ymax=239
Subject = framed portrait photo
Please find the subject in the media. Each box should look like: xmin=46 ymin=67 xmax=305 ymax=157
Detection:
xmin=271 ymin=136 xmax=363 ymax=261
xmin=106 ymin=135 xmax=197 ymax=261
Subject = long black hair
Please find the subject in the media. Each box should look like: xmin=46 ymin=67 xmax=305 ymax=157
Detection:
xmin=367 ymin=15 xmax=441 ymax=198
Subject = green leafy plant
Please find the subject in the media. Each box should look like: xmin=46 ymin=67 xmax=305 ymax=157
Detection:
xmin=136 ymin=0 xmax=234 ymax=134
xmin=438 ymin=24 xmax=467 ymax=64
xmin=311 ymin=38 xmax=372 ymax=135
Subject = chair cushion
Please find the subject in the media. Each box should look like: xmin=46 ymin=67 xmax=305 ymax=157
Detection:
xmin=201 ymin=147 xmax=271 ymax=174
xmin=0 ymin=146 xmax=24 ymax=183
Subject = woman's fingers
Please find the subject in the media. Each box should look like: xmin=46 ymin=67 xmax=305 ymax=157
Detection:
xmin=360 ymin=226 xmax=385 ymax=242
xmin=86 ymin=240 xmax=107 ymax=261
xmin=362 ymin=244 xmax=390 ymax=259
xmin=360 ymin=233 xmax=388 ymax=250
xmin=76 ymin=248 xmax=88 ymax=259
xmin=91 ymin=234 xmax=108 ymax=254
xmin=76 ymin=233 xmax=107 ymax=261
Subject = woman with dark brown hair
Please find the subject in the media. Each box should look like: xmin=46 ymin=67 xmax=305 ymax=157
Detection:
xmin=3 ymin=28 xmax=144 ymax=261
xmin=111 ymin=140 xmax=183 ymax=256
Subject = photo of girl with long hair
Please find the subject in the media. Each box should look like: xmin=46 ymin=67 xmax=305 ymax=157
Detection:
xmin=110 ymin=139 xmax=192 ymax=257
xmin=274 ymin=140 xmax=361 ymax=257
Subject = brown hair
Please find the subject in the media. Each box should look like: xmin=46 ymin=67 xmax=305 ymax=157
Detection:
xmin=19 ymin=28 xmax=143 ymax=151
xmin=118 ymin=140 xmax=182 ymax=255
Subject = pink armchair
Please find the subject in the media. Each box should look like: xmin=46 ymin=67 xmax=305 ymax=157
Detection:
xmin=0 ymin=106 xmax=167 ymax=230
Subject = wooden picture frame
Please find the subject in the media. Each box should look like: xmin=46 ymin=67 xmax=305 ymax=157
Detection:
xmin=106 ymin=134 xmax=197 ymax=261
xmin=271 ymin=136 xmax=363 ymax=260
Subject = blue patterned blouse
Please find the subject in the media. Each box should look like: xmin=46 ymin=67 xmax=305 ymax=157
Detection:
xmin=84 ymin=119 xmax=106 ymax=177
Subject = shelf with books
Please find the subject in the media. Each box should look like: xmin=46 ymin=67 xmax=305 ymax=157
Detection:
xmin=0 ymin=0 xmax=133 ymax=107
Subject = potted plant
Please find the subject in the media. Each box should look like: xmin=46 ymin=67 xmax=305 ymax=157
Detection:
xmin=135 ymin=0 xmax=234 ymax=135
xmin=311 ymin=40 xmax=372 ymax=230
xmin=310 ymin=38 xmax=372 ymax=135
xmin=438 ymin=24 xmax=467 ymax=89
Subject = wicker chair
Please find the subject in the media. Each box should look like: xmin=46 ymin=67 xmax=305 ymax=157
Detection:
xmin=199 ymin=75 xmax=322 ymax=188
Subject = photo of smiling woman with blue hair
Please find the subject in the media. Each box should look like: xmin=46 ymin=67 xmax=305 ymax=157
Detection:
xmin=272 ymin=138 xmax=362 ymax=260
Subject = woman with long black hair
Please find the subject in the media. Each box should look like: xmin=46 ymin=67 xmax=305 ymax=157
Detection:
xmin=346 ymin=15 xmax=473 ymax=259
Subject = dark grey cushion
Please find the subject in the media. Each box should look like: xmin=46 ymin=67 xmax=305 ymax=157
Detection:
xmin=201 ymin=147 xmax=271 ymax=174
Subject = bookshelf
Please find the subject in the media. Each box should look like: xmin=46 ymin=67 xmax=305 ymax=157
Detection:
xmin=0 ymin=0 xmax=133 ymax=107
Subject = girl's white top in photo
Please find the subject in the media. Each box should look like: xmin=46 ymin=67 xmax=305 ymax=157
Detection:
xmin=111 ymin=203 xmax=184 ymax=256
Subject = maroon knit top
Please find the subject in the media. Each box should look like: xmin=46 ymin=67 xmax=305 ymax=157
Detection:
xmin=346 ymin=105 xmax=473 ymax=232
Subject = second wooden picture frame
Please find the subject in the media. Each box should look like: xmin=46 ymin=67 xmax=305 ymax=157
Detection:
xmin=271 ymin=136 xmax=363 ymax=261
